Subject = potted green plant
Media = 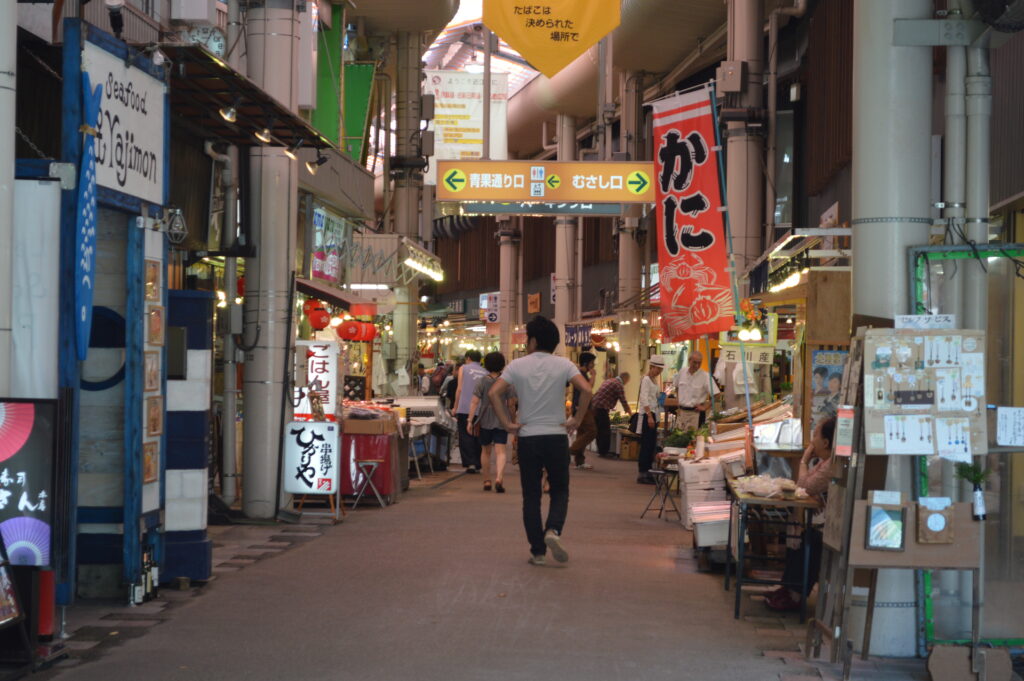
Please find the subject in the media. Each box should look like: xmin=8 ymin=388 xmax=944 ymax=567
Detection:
xmin=663 ymin=428 xmax=695 ymax=449
xmin=954 ymin=462 xmax=991 ymax=521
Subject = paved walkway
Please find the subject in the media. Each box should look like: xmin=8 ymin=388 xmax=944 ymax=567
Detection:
xmin=41 ymin=456 xmax=929 ymax=681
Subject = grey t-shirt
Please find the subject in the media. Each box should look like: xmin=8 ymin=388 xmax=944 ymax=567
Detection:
xmin=501 ymin=352 xmax=580 ymax=438
xmin=472 ymin=375 xmax=517 ymax=431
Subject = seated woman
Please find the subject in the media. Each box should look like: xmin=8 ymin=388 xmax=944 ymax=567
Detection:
xmin=765 ymin=416 xmax=836 ymax=612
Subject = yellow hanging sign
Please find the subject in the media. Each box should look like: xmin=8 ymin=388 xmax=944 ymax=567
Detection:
xmin=483 ymin=0 xmax=621 ymax=79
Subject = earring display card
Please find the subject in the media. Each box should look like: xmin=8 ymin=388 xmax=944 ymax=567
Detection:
xmin=917 ymin=497 xmax=954 ymax=544
xmin=863 ymin=329 xmax=986 ymax=455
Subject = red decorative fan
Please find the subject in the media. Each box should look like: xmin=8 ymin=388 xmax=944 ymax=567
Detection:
xmin=0 ymin=403 xmax=34 ymax=462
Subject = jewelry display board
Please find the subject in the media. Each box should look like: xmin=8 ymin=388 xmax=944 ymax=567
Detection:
xmin=862 ymin=328 xmax=986 ymax=459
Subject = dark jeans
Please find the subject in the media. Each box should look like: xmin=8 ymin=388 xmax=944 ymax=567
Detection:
xmin=638 ymin=415 xmax=659 ymax=476
xmin=517 ymin=434 xmax=570 ymax=557
xmin=456 ymin=413 xmax=481 ymax=469
xmin=594 ymin=408 xmax=612 ymax=455
xmin=781 ymin=527 xmax=823 ymax=596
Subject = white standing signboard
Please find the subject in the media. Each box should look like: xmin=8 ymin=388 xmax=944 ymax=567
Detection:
xmin=283 ymin=421 xmax=340 ymax=495
xmin=294 ymin=341 xmax=339 ymax=421
xmin=423 ymin=70 xmax=508 ymax=186
xmin=82 ymin=42 xmax=167 ymax=205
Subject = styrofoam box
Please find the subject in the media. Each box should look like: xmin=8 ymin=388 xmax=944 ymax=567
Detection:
xmin=679 ymin=459 xmax=726 ymax=485
xmin=693 ymin=519 xmax=730 ymax=547
xmin=681 ymin=486 xmax=727 ymax=505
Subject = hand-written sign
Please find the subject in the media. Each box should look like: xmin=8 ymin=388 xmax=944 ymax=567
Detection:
xmin=82 ymin=41 xmax=166 ymax=206
xmin=719 ymin=346 xmax=773 ymax=365
xmin=483 ymin=0 xmax=620 ymax=78
xmin=283 ymin=421 xmax=339 ymax=495
xmin=436 ymin=160 xmax=655 ymax=203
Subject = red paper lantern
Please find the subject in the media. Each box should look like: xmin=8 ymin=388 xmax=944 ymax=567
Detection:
xmin=337 ymin=320 xmax=361 ymax=340
xmin=360 ymin=322 xmax=377 ymax=341
xmin=307 ymin=307 xmax=331 ymax=330
xmin=349 ymin=303 xmax=377 ymax=317
xmin=302 ymin=298 xmax=320 ymax=315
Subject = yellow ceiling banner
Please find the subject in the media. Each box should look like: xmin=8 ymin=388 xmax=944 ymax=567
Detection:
xmin=483 ymin=0 xmax=621 ymax=79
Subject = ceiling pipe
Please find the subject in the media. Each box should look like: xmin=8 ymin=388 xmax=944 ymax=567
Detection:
xmin=765 ymin=0 xmax=807 ymax=248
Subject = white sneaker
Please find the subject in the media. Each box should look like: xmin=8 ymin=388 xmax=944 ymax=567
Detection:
xmin=528 ymin=554 xmax=546 ymax=566
xmin=576 ymin=463 xmax=593 ymax=470
xmin=544 ymin=530 xmax=569 ymax=563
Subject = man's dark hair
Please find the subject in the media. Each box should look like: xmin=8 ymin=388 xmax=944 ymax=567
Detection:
xmin=417 ymin=363 xmax=425 ymax=370
xmin=819 ymin=416 xmax=837 ymax=446
xmin=578 ymin=352 xmax=596 ymax=367
xmin=526 ymin=315 xmax=560 ymax=352
xmin=465 ymin=349 xmax=482 ymax=362
xmin=483 ymin=351 xmax=506 ymax=374
xmin=813 ymin=366 xmax=828 ymax=378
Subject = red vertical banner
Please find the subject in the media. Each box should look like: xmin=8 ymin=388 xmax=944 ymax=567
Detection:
xmin=652 ymin=87 xmax=734 ymax=341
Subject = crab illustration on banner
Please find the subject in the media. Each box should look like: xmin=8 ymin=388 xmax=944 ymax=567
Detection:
xmin=652 ymin=86 xmax=734 ymax=341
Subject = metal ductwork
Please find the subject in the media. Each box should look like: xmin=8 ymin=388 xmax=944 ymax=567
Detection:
xmin=346 ymin=0 xmax=460 ymax=34
xmin=432 ymin=214 xmax=478 ymax=239
xmin=506 ymin=0 xmax=726 ymax=158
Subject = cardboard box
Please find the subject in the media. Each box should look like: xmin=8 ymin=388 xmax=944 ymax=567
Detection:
xmin=679 ymin=459 xmax=725 ymax=485
xmin=343 ymin=413 xmax=397 ymax=435
xmin=619 ymin=434 xmax=639 ymax=461
xmin=693 ymin=519 xmax=730 ymax=547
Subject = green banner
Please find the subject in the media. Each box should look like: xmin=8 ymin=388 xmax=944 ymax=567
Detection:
xmin=343 ymin=62 xmax=376 ymax=163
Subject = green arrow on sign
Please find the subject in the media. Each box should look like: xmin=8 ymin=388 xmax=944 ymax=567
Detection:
xmin=627 ymin=171 xmax=649 ymax=194
xmin=444 ymin=169 xmax=466 ymax=192
xmin=546 ymin=174 xmax=561 ymax=189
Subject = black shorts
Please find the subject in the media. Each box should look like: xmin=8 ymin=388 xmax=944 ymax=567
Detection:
xmin=478 ymin=427 xmax=508 ymax=446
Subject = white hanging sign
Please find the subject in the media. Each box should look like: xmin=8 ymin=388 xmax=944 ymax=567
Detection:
xmin=82 ymin=42 xmax=167 ymax=206
xmin=293 ymin=341 xmax=339 ymax=421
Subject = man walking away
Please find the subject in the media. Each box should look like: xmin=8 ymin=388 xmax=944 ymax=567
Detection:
xmin=636 ymin=357 xmax=664 ymax=484
xmin=568 ymin=352 xmax=597 ymax=469
xmin=490 ymin=316 xmax=592 ymax=566
xmin=453 ymin=351 xmax=488 ymax=472
xmin=586 ymin=373 xmax=632 ymax=458
xmin=672 ymin=351 xmax=718 ymax=429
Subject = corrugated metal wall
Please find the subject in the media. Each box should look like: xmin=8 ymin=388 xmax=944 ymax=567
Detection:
xmin=435 ymin=216 xmax=617 ymax=296
xmin=991 ymin=31 xmax=1024 ymax=209
xmin=804 ymin=0 xmax=853 ymax=198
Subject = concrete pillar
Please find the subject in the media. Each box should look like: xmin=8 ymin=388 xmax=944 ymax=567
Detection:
xmin=498 ymin=221 xmax=517 ymax=357
xmin=618 ymin=71 xmax=644 ymax=383
xmin=851 ymin=0 xmax=933 ymax=656
xmin=962 ymin=43 xmax=990 ymax=331
xmin=725 ymin=0 xmax=764 ymax=277
xmin=553 ymin=114 xmax=576 ymax=354
xmin=0 ymin=3 xmax=15 ymax=395
xmin=393 ymin=31 xmax=423 ymax=394
xmin=242 ymin=1 xmax=299 ymax=519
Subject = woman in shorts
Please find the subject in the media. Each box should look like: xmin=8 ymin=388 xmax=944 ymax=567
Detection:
xmin=468 ymin=352 xmax=516 ymax=493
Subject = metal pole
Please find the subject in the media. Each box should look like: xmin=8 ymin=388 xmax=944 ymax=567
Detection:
xmin=851 ymin=0 xmax=933 ymax=656
xmin=0 ymin=1 xmax=16 ymax=395
xmin=482 ymin=28 xmax=492 ymax=161
xmin=963 ymin=41 xmax=990 ymax=332
xmin=242 ymin=0 xmax=299 ymax=519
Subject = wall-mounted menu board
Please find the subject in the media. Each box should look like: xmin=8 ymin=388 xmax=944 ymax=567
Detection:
xmin=862 ymin=328 xmax=986 ymax=460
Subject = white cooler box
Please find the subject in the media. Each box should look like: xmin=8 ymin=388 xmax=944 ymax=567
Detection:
xmin=679 ymin=459 xmax=726 ymax=486
xmin=690 ymin=501 xmax=731 ymax=547
xmin=680 ymin=483 xmax=727 ymax=529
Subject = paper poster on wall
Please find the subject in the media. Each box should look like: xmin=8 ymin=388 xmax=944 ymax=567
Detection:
xmin=0 ymin=400 xmax=56 ymax=567
xmin=996 ymin=407 xmax=1024 ymax=447
xmin=811 ymin=350 xmax=847 ymax=430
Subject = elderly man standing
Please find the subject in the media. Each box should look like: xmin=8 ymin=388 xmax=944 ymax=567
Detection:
xmin=635 ymin=357 xmax=665 ymax=484
xmin=672 ymin=351 xmax=719 ymax=429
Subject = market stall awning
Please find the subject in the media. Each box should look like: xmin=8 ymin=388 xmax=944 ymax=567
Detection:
xmin=295 ymin=277 xmax=395 ymax=314
xmin=162 ymin=44 xmax=333 ymax=150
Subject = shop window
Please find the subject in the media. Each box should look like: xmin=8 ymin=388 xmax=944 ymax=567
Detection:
xmin=774 ymin=110 xmax=795 ymax=229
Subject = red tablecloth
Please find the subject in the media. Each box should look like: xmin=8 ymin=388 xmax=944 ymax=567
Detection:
xmin=340 ymin=433 xmax=394 ymax=496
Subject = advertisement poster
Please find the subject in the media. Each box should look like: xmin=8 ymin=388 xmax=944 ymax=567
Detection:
xmin=0 ymin=400 xmax=55 ymax=567
xmin=651 ymin=86 xmax=733 ymax=341
xmin=311 ymin=207 xmax=347 ymax=286
xmin=283 ymin=421 xmax=339 ymax=495
xmin=811 ymin=350 xmax=847 ymax=430
xmin=293 ymin=341 xmax=339 ymax=421
xmin=423 ymin=70 xmax=508 ymax=186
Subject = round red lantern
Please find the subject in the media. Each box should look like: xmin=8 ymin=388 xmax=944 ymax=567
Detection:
xmin=337 ymin=320 xmax=361 ymax=341
xmin=307 ymin=306 xmax=331 ymax=330
xmin=302 ymin=298 xmax=320 ymax=316
xmin=359 ymin=322 xmax=377 ymax=341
